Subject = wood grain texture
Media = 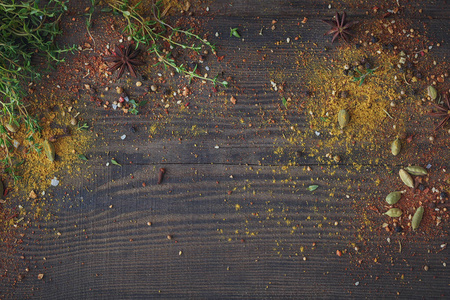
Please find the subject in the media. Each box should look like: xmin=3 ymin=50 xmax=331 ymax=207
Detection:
xmin=3 ymin=0 xmax=449 ymax=299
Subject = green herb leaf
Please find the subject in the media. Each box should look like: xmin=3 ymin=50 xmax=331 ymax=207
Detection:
xmin=77 ymin=123 xmax=89 ymax=131
xmin=307 ymin=185 xmax=319 ymax=191
xmin=129 ymin=108 xmax=139 ymax=115
xmin=281 ymin=97 xmax=287 ymax=108
xmin=230 ymin=28 xmax=241 ymax=38
xmin=111 ymin=158 xmax=121 ymax=166
xmin=138 ymin=100 xmax=148 ymax=107
xmin=78 ymin=154 xmax=88 ymax=161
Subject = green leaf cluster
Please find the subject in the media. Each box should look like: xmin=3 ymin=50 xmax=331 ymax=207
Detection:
xmin=352 ymin=66 xmax=379 ymax=86
xmin=0 ymin=0 xmax=76 ymax=180
xmin=108 ymin=0 xmax=228 ymax=87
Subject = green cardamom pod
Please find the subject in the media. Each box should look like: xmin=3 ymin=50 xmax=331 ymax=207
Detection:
xmin=411 ymin=206 xmax=424 ymax=230
xmin=427 ymin=85 xmax=438 ymax=100
xmin=338 ymin=109 xmax=350 ymax=129
xmin=404 ymin=166 xmax=428 ymax=176
xmin=43 ymin=139 xmax=55 ymax=162
xmin=386 ymin=191 xmax=402 ymax=205
xmin=384 ymin=208 xmax=402 ymax=218
xmin=391 ymin=138 xmax=401 ymax=156
xmin=5 ymin=123 xmax=18 ymax=133
xmin=399 ymin=168 xmax=414 ymax=188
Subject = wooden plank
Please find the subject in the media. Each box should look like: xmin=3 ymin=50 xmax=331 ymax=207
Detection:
xmin=2 ymin=0 xmax=449 ymax=298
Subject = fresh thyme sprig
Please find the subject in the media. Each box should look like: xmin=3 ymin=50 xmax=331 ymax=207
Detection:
xmin=352 ymin=66 xmax=379 ymax=86
xmin=86 ymin=0 xmax=98 ymax=45
xmin=0 ymin=0 xmax=76 ymax=180
xmin=108 ymin=0 xmax=228 ymax=87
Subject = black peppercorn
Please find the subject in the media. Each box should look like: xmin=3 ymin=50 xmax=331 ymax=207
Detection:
xmin=394 ymin=225 xmax=403 ymax=233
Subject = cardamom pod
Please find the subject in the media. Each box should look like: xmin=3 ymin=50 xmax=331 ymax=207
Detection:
xmin=43 ymin=139 xmax=55 ymax=162
xmin=386 ymin=191 xmax=402 ymax=205
xmin=391 ymin=138 xmax=401 ymax=156
xmin=427 ymin=85 xmax=438 ymax=100
xmin=338 ymin=109 xmax=350 ymax=129
xmin=411 ymin=206 xmax=424 ymax=230
xmin=404 ymin=166 xmax=428 ymax=176
xmin=4 ymin=123 xmax=18 ymax=133
xmin=399 ymin=168 xmax=414 ymax=188
xmin=384 ymin=208 xmax=402 ymax=218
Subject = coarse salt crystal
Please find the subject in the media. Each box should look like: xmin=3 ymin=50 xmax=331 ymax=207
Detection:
xmin=51 ymin=177 xmax=59 ymax=186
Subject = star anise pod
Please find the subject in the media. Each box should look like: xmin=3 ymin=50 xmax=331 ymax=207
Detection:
xmin=104 ymin=44 xmax=145 ymax=79
xmin=429 ymin=92 xmax=450 ymax=131
xmin=322 ymin=12 xmax=359 ymax=43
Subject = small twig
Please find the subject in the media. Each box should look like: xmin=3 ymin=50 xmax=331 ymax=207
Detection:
xmin=403 ymin=73 xmax=410 ymax=85
xmin=382 ymin=108 xmax=394 ymax=119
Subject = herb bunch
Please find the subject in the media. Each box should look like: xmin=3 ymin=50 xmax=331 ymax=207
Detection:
xmin=0 ymin=0 xmax=76 ymax=180
xmin=352 ymin=66 xmax=379 ymax=86
xmin=108 ymin=0 xmax=228 ymax=87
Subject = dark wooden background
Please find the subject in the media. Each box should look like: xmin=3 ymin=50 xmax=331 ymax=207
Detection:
xmin=4 ymin=0 xmax=450 ymax=299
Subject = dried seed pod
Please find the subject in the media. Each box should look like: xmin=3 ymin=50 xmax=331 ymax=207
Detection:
xmin=338 ymin=109 xmax=350 ymax=129
xmin=386 ymin=191 xmax=402 ymax=205
xmin=43 ymin=139 xmax=55 ymax=162
xmin=427 ymin=85 xmax=438 ymax=100
xmin=391 ymin=138 xmax=401 ymax=156
xmin=157 ymin=168 xmax=166 ymax=184
xmin=411 ymin=206 xmax=424 ymax=230
xmin=404 ymin=166 xmax=428 ymax=176
xmin=399 ymin=168 xmax=414 ymax=188
xmin=384 ymin=208 xmax=402 ymax=218
xmin=4 ymin=123 xmax=19 ymax=133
